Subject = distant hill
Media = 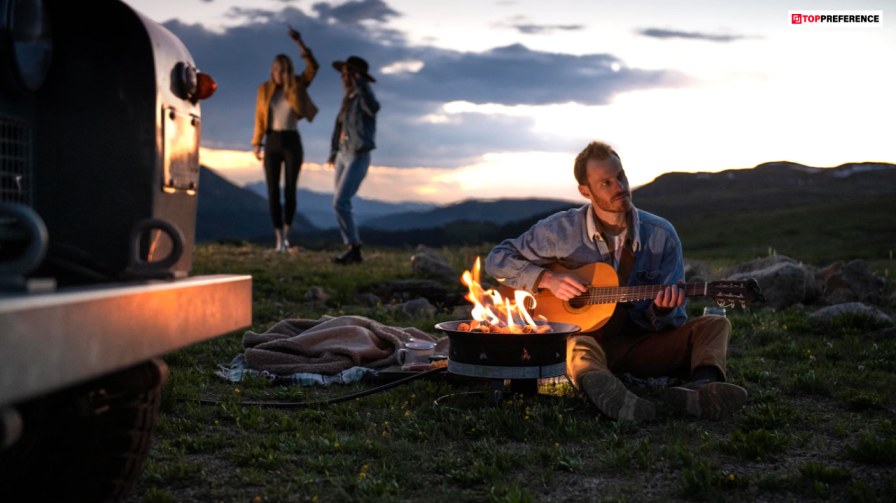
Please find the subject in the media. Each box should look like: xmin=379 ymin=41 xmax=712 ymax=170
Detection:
xmin=632 ymin=161 xmax=896 ymax=263
xmin=196 ymin=166 xmax=316 ymax=243
xmin=362 ymin=199 xmax=578 ymax=231
xmin=243 ymin=181 xmax=436 ymax=229
xmin=635 ymin=161 xmax=894 ymax=215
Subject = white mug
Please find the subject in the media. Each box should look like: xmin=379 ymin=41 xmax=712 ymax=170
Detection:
xmin=397 ymin=340 xmax=436 ymax=365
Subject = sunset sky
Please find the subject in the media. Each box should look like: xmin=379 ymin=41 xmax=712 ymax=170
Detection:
xmin=126 ymin=0 xmax=894 ymax=204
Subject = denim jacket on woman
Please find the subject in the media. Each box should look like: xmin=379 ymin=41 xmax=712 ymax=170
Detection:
xmin=485 ymin=203 xmax=687 ymax=332
xmin=329 ymin=78 xmax=380 ymax=162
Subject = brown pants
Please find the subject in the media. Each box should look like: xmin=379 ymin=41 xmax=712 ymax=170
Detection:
xmin=566 ymin=315 xmax=731 ymax=388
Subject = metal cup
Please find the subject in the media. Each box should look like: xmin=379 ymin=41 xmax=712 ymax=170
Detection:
xmin=397 ymin=340 xmax=436 ymax=365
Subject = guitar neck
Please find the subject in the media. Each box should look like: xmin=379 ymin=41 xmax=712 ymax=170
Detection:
xmin=582 ymin=283 xmax=709 ymax=304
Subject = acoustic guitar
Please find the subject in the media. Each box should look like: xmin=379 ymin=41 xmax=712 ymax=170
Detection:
xmin=498 ymin=262 xmax=764 ymax=332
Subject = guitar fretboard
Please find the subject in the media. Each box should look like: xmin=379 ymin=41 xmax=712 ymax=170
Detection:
xmin=577 ymin=283 xmax=708 ymax=305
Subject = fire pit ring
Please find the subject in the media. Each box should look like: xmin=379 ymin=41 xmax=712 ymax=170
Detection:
xmin=435 ymin=320 xmax=581 ymax=380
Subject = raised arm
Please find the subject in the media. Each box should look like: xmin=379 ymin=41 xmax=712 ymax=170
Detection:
xmin=289 ymin=26 xmax=319 ymax=84
xmin=353 ymin=74 xmax=380 ymax=115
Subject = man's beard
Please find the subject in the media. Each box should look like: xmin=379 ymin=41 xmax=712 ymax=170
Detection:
xmin=596 ymin=193 xmax=631 ymax=213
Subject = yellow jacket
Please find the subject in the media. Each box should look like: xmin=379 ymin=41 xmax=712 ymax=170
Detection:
xmin=252 ymin=53 xmax=319 ymax=146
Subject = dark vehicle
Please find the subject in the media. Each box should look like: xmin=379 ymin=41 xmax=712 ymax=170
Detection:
xmin=0 ymin=0 xmax=251 ymax=500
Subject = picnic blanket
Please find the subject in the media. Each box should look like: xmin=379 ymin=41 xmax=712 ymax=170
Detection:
xmin=216 ymin=354 xmax=378 ymax=385
xmin=241 ymin=315 xmax=447 ymax=376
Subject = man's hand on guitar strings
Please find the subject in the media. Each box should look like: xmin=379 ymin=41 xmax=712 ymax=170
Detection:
xmin=653 ymin=283 xmax=686 ymax=309
xmin=538 ymin=269 xmax=588 ymax=301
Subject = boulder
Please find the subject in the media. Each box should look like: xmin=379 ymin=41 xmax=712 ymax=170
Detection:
xmin=817 ymin=260 xmax=886 ymax=305
xmin=722 ymin=255 xmax=798 ymax=278
xmin=389 ymin=297 xmax=438 ymax=320
xmin=411 ymin=245 xmax=460 ymax=284
xmin=376 ymin=279 xmax=451 ymax=304
xmin=354 ymin=292 xmax=381 ymax=307
xmin=808 ymin=302 xmax=893 ymax=327
xmin=684 ymin=259 xmax=710 ymax=282
xmin=448 ymin=304 xmax=473 ymax=321
xmin=304 ymin=286 xmax=329 ymax=303
xmin=727 ymin=261 xmax=820 ymax=309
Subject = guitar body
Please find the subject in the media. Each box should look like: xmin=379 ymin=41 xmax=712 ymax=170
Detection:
xmin=500 ymin=262 xmax=620 ymax=333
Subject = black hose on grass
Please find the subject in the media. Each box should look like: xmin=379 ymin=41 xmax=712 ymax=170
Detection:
xmin=191 ymin=366 xmax=448 ymax=408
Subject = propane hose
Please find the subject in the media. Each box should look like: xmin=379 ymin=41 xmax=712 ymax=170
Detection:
xmin=192 ymin=366 xmax=447 ymax=409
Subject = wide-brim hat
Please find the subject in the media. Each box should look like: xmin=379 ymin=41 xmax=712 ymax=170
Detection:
xmin=332 ymin=55 xmax=376 ymax=82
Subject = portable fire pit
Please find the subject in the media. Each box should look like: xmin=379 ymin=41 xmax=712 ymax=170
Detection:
xmin=434 ymin=320 xmax=580 ymax=403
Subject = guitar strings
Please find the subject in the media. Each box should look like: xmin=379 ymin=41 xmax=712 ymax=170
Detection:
xmin=574 ymin=284 xmax=706 ymax=304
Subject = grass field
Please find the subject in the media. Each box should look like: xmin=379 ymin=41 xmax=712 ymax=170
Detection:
xmin=125 ymin=244 xmax=896 ymax=502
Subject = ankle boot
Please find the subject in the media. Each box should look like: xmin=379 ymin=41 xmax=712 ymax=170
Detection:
xmin=662 ymin=381 xmax=748 ymax=420
xmin=580 ymin=372 xmax=655 ymax=423
xmin=334 ymin=244 xmax=363 ymax=264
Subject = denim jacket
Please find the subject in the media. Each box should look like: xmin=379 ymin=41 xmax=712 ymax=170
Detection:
xmin=329 ymin=78 xmax=379 ymax=161
xmin=485 ymin=203 xmax=687 ymax=332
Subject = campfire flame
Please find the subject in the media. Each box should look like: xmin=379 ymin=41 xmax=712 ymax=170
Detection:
xmin=460 ymin=257 xmax=550 ymax=334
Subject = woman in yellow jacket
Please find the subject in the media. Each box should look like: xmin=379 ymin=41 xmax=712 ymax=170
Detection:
xmin=252 ymin=27 xmax=319 ymax=252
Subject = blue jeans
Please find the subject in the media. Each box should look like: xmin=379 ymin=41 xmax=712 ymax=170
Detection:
xmin=333 ymin=148 xmax=370 ymax=246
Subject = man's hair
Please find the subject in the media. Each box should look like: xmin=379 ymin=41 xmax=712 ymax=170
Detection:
xmin=574 ymin=141 xmax=622 ymax=185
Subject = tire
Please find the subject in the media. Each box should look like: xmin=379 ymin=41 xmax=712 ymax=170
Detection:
xmin=0 ymin=358 xmax=168 ymax=502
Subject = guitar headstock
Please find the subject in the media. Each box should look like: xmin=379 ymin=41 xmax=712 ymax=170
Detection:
xmin=707 ymin=279 xmax=765 ymax=308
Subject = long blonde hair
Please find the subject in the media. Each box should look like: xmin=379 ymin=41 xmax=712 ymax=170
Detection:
xmin=272 ymin=54 xmax=297 ymax=91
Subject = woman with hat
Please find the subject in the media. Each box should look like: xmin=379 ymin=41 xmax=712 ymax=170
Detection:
xmin=252 ymin=27 xmax=319 ymax=252
xmin=328 ymin=55 xmax=380 ymax=264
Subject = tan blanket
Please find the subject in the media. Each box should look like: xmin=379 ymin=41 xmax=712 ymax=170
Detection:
xmin=243 ymin=315 xmax=445 ymax=376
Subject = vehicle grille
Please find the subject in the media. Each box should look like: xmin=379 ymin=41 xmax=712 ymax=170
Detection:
xmin=0 ymin=117 xmax=32 ymax=206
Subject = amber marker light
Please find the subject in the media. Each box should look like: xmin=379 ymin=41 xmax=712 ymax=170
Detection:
xmin=195 ymin=72 xmax=217 ymax=100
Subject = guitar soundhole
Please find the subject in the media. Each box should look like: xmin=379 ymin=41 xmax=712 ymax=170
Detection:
xmin=568 ymin=297 xmax=586 ymax=309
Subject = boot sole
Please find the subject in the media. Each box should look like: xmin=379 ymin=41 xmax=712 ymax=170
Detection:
xmin=663 ymin=382 xmax=748 ymax=420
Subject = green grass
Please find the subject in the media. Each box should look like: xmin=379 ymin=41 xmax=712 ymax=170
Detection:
xmin=125 ymin=244 xmax=896 ymax=503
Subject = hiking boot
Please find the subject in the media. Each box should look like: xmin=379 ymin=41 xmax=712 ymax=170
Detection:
xmin=334 ymin=245 xmax=362 ymax=265
xmin=580 ymin=372 xmax=655 ymax=423
xmin=663 ymin=381 xmax=748 ymax=420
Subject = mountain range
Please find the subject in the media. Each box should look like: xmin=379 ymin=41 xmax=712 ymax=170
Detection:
xmin=242 ymin=181 xmax=437 ymax=230
xmin=195 ymin=166 xmax=315 ymax=243
xmin=197 ymin=162 xmax=895 ymax=261
xmin=197 ymin=166 xmax=577 ymax=243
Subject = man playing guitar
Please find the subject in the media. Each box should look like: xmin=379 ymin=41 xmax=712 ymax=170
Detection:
xmin=486 ymin=141 xmax=748 ymax=423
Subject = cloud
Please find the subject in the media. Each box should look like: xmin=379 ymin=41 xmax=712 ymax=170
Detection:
xmin=636 ymin=27 xmax=749 ymax=43
xmin=162 ymin=2 xmax=688 ymax=171
xmin=497 ymin=15 xmax=584 ymax=35
xmin=511 ymin=23 xmax=584 ymax=35
xmin=384 ymin=43 xmax=687 ymax=106
xmin=311 ymin=0 xmax=400 ymax=24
